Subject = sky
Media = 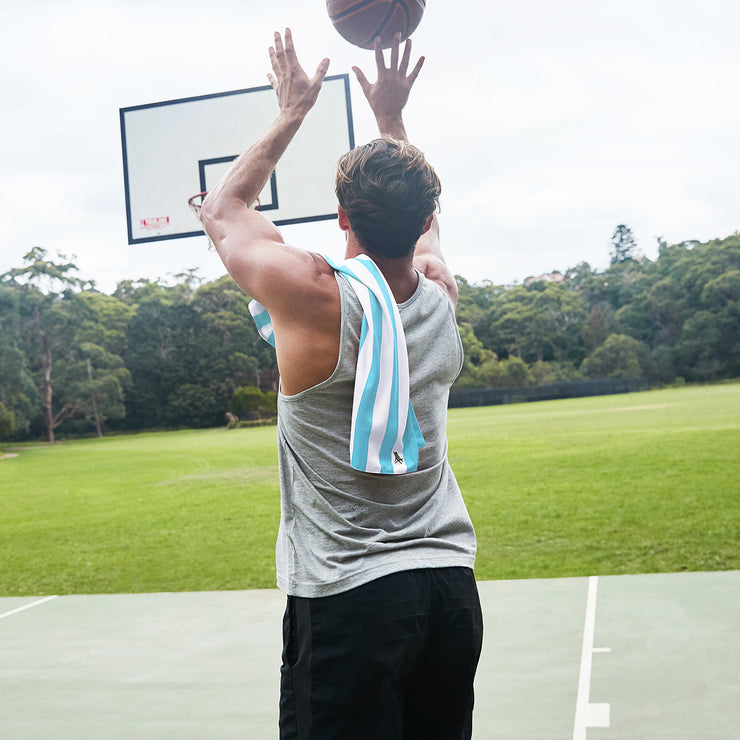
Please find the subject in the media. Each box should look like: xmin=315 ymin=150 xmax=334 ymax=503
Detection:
xmin=2 ymin=0 xmax=740 ymax=294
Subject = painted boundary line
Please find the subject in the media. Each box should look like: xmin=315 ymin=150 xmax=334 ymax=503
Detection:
xmin=573 ymin=576 xmax=610 ymax=740
xmin=0 ymin=595 xmax=58 ymax=621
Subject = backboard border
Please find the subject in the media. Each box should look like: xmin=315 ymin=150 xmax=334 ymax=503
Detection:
xmin=197 ymin=158 xmax=279 ymax=213
xmin=120 ymin=73 xmax=355 ymax=245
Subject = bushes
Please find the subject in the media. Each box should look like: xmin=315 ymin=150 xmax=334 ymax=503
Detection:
xmin=163 ymin=384 xmax=224 ymax=429
xmin=0 ymin=402 xmax=15 ymax=441
xmin=580 ymin=334 xmax=642 ymax=380
xmin=231 ymin=385 xmax=277 ymax=421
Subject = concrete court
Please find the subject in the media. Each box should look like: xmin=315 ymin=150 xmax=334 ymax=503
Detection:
xmin=1 ymin=571 xmax=738 ymax=739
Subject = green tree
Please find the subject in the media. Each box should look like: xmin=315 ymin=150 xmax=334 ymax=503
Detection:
xmin=0 ymin=402 xmax=15 ymax=441
xmin=700 ymin=269 xmax=740 ymax=309
xmin=190 ymin=275 xmax=274 ymax=392
xmin=112 ymin=278 xmax=176 ymax=306
xmin=615 ymin=277 xmax=684 ymax=348
xmin=454 ymin=322 xmax=502 ymax=389
xmin=231 ymin=385 xmax=276 ymax=420
xmin=0 ymin=285 xmax=37 ymax=437
xmin=164 ymin=383 xmax=222 ymax=428
xmin=675 ymin=311 xmax=725 ymax=381
xmin=582 ymin=303 xmax=617 ymax=351
xmin=610 ymin=224 xmax=638 ymax=265
xmin=486 ymin=282 xmax=586 ymax=365
xmin=455 ymin=276 xmax=498 ymax=329
xmin=638 ymin=344 xmax=676 ymax=384
xmin=581 ymin=334 xmax=642 ymax=379
xmin=530 ymin=360 xmax=583 ymax=385
xmin=123 ymin=297 xmax=198 ymax=429
xmin=497 ymin=356 xmax=532 ymax=387
xmin=121 ymin=274 xmax=279 ymax=431
xmin=64 ymin=345 xmax=131 ymax=436
xmin=1 ymin=248 xmax=89 ymax=442
xmin=77 ymin=291 xmax=135 ymax=358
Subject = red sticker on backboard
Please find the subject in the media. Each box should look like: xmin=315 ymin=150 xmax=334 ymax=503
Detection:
xmin=140 ymin=216 xmax=171 ymax=230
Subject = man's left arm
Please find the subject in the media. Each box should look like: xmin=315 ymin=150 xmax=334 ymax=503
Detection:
xmin=353 ymin=34 xmax=457 ymax=307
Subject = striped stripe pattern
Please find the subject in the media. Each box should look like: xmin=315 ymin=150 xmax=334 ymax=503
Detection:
xmin=249 ymin=299 xmax=275 ymax=347
xmin=325 ymin=254 xmax=425 ymax=474
xmin=248 ymin=254 xmax=425 ymax=474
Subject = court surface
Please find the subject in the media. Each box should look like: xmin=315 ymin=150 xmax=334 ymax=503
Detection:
xmin=1 ymin=571 xmax=737 ymax=739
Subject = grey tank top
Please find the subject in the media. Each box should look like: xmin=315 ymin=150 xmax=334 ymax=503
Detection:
xmin=276 ymin=270 xmax=477 ymax=597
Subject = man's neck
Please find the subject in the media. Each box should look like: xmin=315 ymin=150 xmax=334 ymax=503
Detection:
xmin=344 ymin=241 xmax=417 ymax=304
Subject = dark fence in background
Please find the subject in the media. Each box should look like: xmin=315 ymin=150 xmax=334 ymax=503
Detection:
xmin=449 ymin=377 xmax=651 ymax=409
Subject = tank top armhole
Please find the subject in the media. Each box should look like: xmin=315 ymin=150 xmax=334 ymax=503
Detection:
xmin=411 ymin=275 xmax=464 ymax=378
xmin=451 ymin=299 xmax=465 ymax=378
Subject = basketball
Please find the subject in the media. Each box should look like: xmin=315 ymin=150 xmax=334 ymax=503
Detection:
xmin=327 ymin=0 xmax=425 ymax=50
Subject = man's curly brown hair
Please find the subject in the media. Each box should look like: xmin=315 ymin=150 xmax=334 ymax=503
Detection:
xmin=335 ymin=136 xmax=441 ymax=259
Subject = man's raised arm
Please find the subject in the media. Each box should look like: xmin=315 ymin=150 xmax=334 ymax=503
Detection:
xmin=200 ymin=29 xmax=332 ymax=308
xmin=353 ymin=33 xmax=457 ymax=306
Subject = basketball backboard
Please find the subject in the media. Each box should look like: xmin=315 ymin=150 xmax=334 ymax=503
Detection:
xmin=120 ymin=74 xmax=355 ymax=244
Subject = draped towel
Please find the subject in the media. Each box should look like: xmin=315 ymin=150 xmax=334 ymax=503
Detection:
xmin=248 ymin=254 xmax=425 ymax=474
xmin=249 ymin=300 xmax=275 ymax=347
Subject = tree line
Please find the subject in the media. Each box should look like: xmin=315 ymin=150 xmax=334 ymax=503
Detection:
xmin=455 ymin=228 xmax=739 ymax=390
xmin=1 ymin=228 xmax=738 ymax=442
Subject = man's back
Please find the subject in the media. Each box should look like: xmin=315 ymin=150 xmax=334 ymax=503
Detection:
xmin=276 ymin=271 xmax=476 ymax=598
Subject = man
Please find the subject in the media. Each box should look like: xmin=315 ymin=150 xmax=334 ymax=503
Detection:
xmin=201 ymin=29 xmax=482 ymax=740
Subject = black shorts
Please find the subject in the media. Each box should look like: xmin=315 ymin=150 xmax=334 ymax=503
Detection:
xmin=279 ymin=566 xmax=483 ymax=740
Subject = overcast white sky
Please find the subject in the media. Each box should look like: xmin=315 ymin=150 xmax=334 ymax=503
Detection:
xmin=2 ymin=0 xmax=739 ymax=293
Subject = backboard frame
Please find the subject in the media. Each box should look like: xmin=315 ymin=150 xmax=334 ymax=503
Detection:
xmin=120 ymin=74 xmax=355 ymax=245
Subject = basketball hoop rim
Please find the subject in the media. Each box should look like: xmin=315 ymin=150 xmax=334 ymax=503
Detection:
xmin=188 ymin=191 xmax=208 ymax=208
xmin=188 ymin=192 xmax=261 ymax=218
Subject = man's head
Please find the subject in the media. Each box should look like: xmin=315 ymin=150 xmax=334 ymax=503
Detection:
xmin=335 ymin=136 xmax=441 ymax=259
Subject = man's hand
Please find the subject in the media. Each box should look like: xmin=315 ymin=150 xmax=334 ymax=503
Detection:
xmin=353 ymin=35 xmax=455 ymax=307
xmin=268 ymin=28 xmax=330 ymax=120
xmin=203 ymin=29 xmax=328 ymax=218
xmin=352 ymin=32 xmax=424 ymax=139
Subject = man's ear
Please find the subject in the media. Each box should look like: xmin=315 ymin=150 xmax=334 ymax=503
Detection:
xmin=338 ymin=205 xmax=351 ymax=232
xmin=421 ymin=214 xmax=434 ymax=234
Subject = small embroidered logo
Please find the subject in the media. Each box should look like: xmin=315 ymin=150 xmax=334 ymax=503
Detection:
xmin=393 ymin=451 xmax=404 ymax=465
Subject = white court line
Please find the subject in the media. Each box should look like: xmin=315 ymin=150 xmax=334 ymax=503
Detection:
xmin=0 ymin=595 xmax=58 ymax=621
xmin=572 ymin=576 xmax=610 ymax=740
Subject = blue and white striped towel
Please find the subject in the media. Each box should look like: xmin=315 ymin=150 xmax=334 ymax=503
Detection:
xmin=249 ymin=300 xmax=275 ymax=347
xmin=248 ymin=254 xmax=425 ymax=474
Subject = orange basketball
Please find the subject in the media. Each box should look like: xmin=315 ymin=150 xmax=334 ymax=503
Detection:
xmin=327 ymin=0 xmax=425 ymax=50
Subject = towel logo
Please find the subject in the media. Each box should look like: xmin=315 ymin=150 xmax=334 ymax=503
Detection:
xmin=393 ymin=451 xmax=404 ymax=465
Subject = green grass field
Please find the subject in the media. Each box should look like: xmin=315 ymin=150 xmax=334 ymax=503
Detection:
xmin=1 ymin=384 xmax=738 ymax=596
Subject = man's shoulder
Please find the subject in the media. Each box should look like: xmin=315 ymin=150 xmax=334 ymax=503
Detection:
xmin=305 ymin=250 xmax=336 ymax=276
xmin=260 ymin=248 xmax=337 ymax=305
xmin=412 ymin=254 xmax=458 ymax=307
xmin=242 ymin=247 xmax=341 ymax=350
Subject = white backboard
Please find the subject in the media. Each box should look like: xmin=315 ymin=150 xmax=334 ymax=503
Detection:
xmin=120 ymin=74 xmax=355 ymax=244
